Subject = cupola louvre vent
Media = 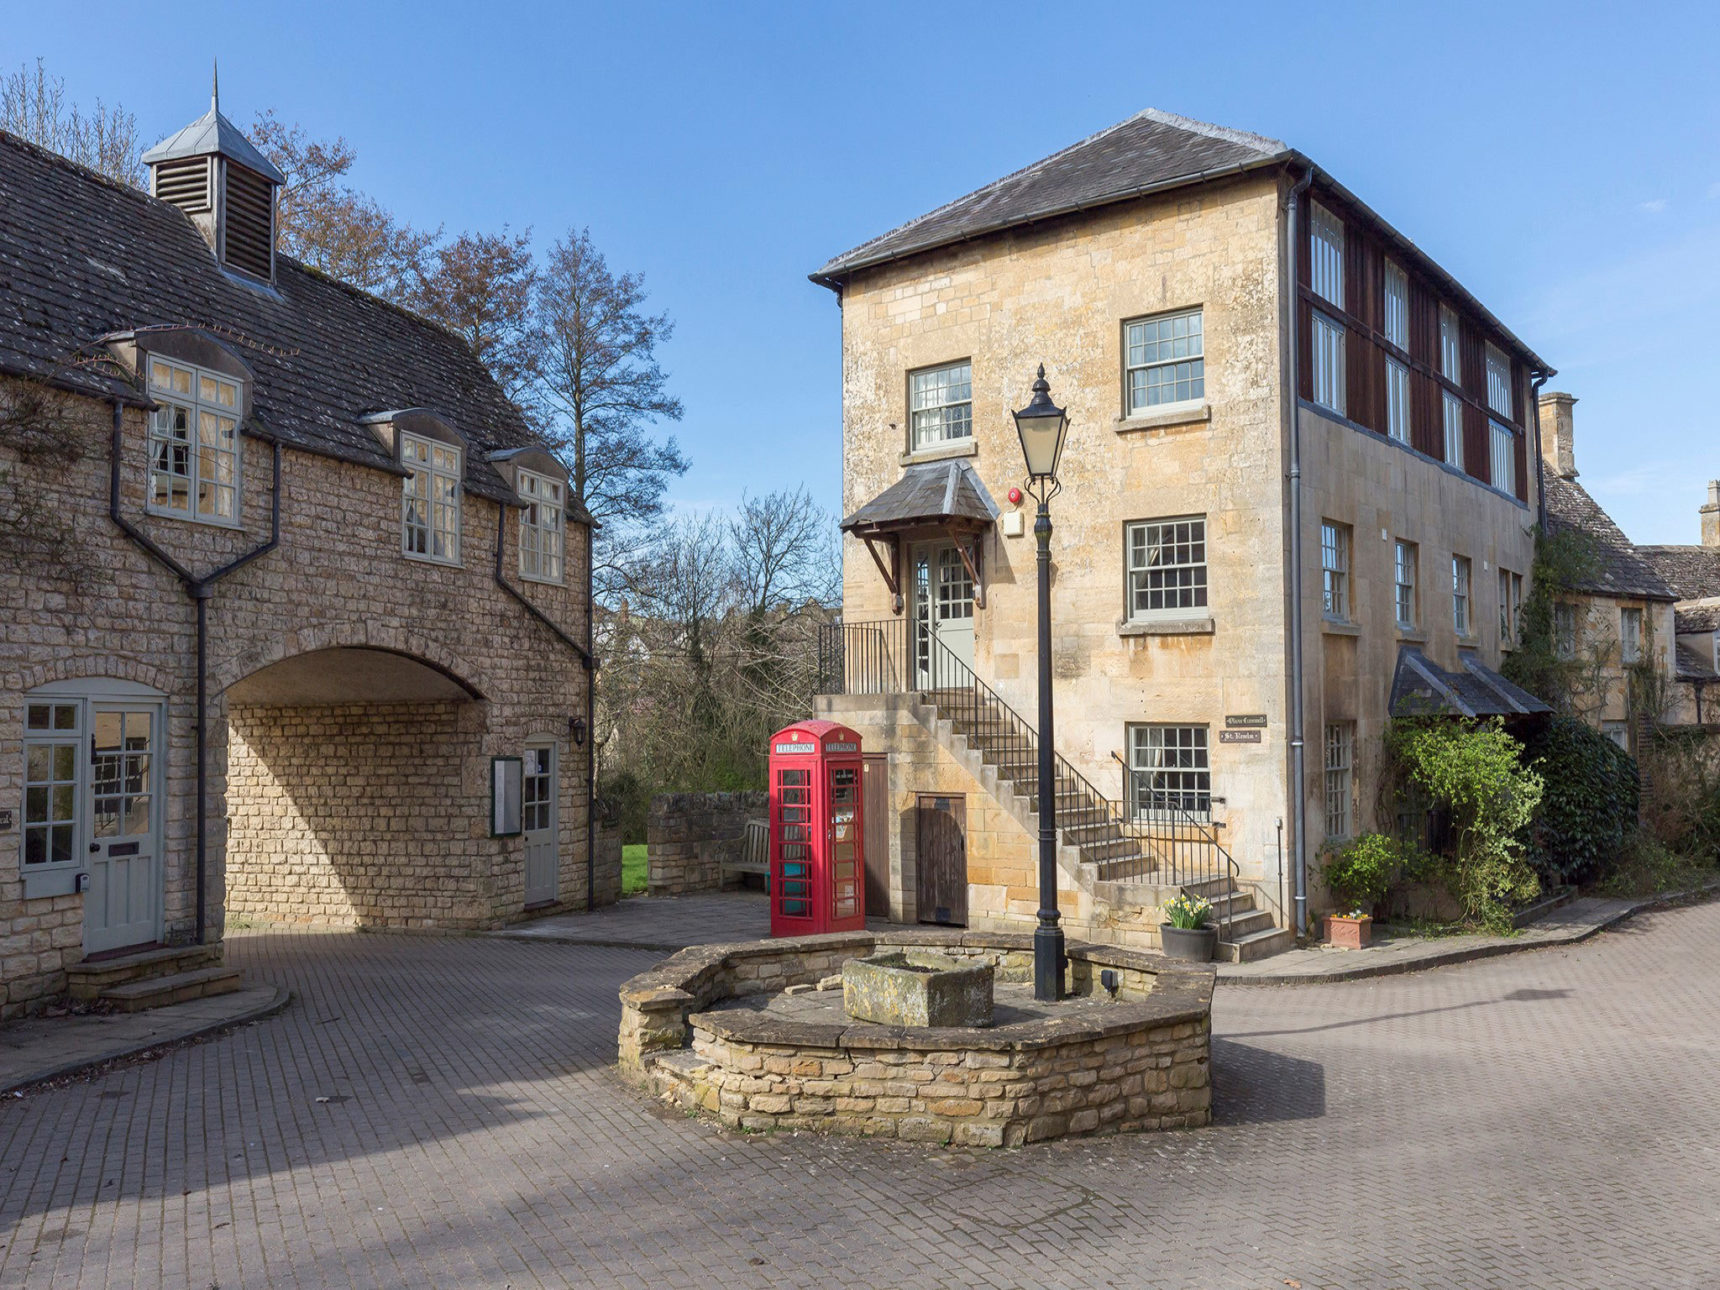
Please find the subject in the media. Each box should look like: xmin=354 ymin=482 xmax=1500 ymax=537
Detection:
xmin=222 ymin=163 xmax=274 ymax=281
xmin=153 ymin=157 xmax=210 ymax=212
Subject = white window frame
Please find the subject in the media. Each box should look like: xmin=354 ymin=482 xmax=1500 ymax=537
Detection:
xmin=1554 ymin=602 xmax=1578 ymax=659
xmin=1394 ymin=540 xmax=1418 ymax=630
xmin=1490 ymin=420 xmax=1516 ymax=495
xmin=1127 ymin=724 xmax=1212 ymax=823
xmin=1124 ymin=308 xmax=1204 ymax=413
xmin=1499 ymin=569 xmax=1522 ymax=645
xmin=1453 ymin=554 xmax=1473 ymax=638
xmin=1601 ymin=720 xmax=1629 ymax=752
xmin=1324 ymin=722 xmax=1354 ymax=841
xmin=1621 ymin=607 xmax=1644 ymax=664
xmin=1439 ymin=304 xmax=1462 ymax=382
xmin=1385 ymin=357 xmax=1411 ymax=444
xmin=1125 ymin=516 xmax=1207 ymax=621
xmin=1311 ymin=310 xmax=1346 ymax=416
xmin=1443 ymin=392 xmax=1465 ymax=469
xmin=908 ymin=360 xmax=973 ymax=450
xmin=1309 ymin=201 xmax=1345 ymax=308
xmin=517 ymin=468 xmax=566 ymax=585
xmin=1383 ymin=259 xmax=1409 ymax=351
xmin=145 ymin=355 xmax=242 ymax=526
xmin=401 ymin=432 xmax=464 ymax=565
xmin=1485 ymin=343 xmax=1513 ymax=418
xmin=1321 ymin=520 xmax=1351 ymax=621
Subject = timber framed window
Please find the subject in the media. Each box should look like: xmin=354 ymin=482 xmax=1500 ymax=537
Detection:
xmin=1386 ymin=358 xmax=1411 ymax=443
xmin=1443 ymin=392 xmax=1465 ymax=469
xmin=1125 ymin=516 xmax=1207 ymax=621
xmin=1621 ymin=607 xmax=1644 ymax=664
xmin=146 ymin=356 xmax=240 ymax=524
xmin=1499 ymin=569 xmax=1523 ymax=645
xmin=1124 ymin=308 xmax=1204 ymax=412
xmin=402 ymin=433 xmax=463 ymax=565
xmin=1453 ymin=555 xmax=1473 ymax=637
xmin=518 ymin=468 xmax=565 ymax=584
xmin=1126 ymin=724 xmax=1211 ymax=822
xmin=1439 ymin=305 xmax=1462 ymax=383
xmin=22 ymin=701 xmax=81 ymax=870
xmin=1485 ymin=343 xmax=1513 ymax=418
xmin=1324 ymin=722 xmax=1354 ymax=841
xmin=1321 ymin=520 xmax=1351 ymax=621
xmin=1383 ymin=260 xmax=1409 ymax=350
xmin=1490 ymin=421 xmax=1516 ymax=495
xmin=908 ymin=360 xmax=972 ymax=450
xmin=1555 ymin=602 xmax=1578 ymax=659
xmin=1394 ymin=540 xmax=1418 ymax=630
xmin=1311 ymin=311 xmax=1346 ymax=415
xmin=1309 ymin=202 xmax=1344 ymax=307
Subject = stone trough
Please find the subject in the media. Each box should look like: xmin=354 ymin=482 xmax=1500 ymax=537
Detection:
xmin=842 ymin=950 xmax=994 ymax=1028
xmin=618 ymin=929 xmax=1215 ymax=1147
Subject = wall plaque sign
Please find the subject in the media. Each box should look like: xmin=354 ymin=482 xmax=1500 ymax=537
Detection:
xmin=1224 ymin=714 xmax=1268 ymax=728
xmin=1219 ymin=729 xmax=1262 ymax=744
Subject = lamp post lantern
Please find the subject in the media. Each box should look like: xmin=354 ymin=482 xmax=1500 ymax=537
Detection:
xmin=1013 ymin=365 xmax=1069 ymax=1002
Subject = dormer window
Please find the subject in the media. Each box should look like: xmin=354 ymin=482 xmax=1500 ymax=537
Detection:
xmin=518 ymin=469 xmax=565 ymax=584
xmin=147 ymin=356 xmax=240 ymax=524
xmin=402 ymin=433 xmax=463 ymax=565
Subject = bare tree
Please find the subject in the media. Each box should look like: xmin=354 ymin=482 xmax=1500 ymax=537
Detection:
xmin=406 ymin=228 xmax=540 ymax=410
xmin=249 ymin=111 xmax=435 ymax=298
xmin=1 ymin=59 xmax=141 ymax=186
xmin=533 ymin=228 xmax=687 ymax=592
xmin=731 ymin=487 xmax=841 ymax=615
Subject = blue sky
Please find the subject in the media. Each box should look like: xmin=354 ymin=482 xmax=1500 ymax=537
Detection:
xmin=9 ymin=0 xmax=1719 ymax=543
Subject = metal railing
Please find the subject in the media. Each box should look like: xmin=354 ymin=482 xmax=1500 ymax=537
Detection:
xmin=1106 ymin=752 xmax=1243 ymax=902
xmin=818 ymin=619 xmax=1244 ymax=899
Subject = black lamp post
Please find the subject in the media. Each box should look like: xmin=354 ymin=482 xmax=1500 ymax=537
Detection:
xmin=1013 ymin=365 xmax=1070 ymax=1002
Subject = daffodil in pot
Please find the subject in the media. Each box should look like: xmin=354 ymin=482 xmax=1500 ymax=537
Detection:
xmin=1159 ymin=893 xmax=1217 ymax=962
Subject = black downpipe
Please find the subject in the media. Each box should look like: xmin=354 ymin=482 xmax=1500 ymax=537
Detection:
xmin=109 ymin=398 xmax=282 ymax=944
xmin=492 ymin=507 xmax=597 ymax=907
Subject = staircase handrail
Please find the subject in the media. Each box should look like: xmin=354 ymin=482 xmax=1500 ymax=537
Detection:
xmin=1109 ymin=750 xmax=1242 ymax=895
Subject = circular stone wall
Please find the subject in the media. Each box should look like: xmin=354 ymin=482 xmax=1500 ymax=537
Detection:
xmin=617 ymin=929 xmax=1214 ymax=1146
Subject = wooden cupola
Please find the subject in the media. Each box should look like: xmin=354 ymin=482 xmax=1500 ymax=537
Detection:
xmin=142 ymin=66 xmax=285 ymax=285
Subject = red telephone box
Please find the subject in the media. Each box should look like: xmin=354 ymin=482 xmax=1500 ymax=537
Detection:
xmin=769 ymin=721 xmax=866 ymax=937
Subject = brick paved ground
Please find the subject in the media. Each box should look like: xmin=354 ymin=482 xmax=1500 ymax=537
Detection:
xmin=3 ymin=902 xmax=1719 ymax=1288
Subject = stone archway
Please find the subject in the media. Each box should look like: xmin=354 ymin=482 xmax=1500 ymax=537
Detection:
xmin=220 ymin=642 xmax=498 ymax=932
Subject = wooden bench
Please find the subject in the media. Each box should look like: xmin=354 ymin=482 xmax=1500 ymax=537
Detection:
xmin=721 ymin=818 xmax=771 ymax=885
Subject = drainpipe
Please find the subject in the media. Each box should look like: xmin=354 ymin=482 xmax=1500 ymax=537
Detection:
xmin=1285 ymin=166 xmax=1314 ymax=939
xmin=491 ymin=506 xmax=597 ymax=907
xmin=109 ymin=398 xmax=282 ymax=944
xmin=1530 ymin=370 xmax=1552 ymax=532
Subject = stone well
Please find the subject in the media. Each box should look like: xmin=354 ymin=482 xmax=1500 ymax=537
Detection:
xmin=617 ymin=929 xmax=1215 ymax=1147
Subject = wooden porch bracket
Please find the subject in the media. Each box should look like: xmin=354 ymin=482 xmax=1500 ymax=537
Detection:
xmin=861 ymin=533 xmax=904 ymax=614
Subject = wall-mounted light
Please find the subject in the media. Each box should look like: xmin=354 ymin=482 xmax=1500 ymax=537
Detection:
xmin=569 ymin=715 xmax=587 ymax=747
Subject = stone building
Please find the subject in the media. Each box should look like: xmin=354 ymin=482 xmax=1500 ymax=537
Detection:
xmin=1536 ymin=393 xmax=1680 ymax=744
xmin=1640 ymin=482 xmax=1720 ymax=725
xmin=809 ymin=110 xmax=1552 ymax=958
xmin=0 ymin=95 xmax=608 ymax=1017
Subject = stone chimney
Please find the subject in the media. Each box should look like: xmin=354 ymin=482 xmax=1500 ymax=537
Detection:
xmin=1702 ymin=480 xmax=1720 ymax=548
xmin=1538 ymin=391 xmax=1578 ymax=480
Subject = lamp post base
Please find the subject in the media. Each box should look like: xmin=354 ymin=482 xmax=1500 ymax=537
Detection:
xmin=1033 ymin=920 xmax=1065 ymax=1001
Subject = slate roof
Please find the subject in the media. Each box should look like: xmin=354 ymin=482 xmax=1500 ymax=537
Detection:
xmin=809 ymin=109 xmax=1551 ymax=370
xmin=1676 ymin=603 xmax=1720 ymax=634
xmin=814 ymin=110 xmax=1288 ymax=283
xmin=0 ymin=128 xmax=540 ymax=505
xmin=1389 ymin=647 xmax=1552 ymax=719
xmin=840 ymin=460 xmax=999 ymax=533
xmin=1676 ymin=641 xmax=1718 ymax=681
xmin=1541 ymin=473 xmax=1677 ymax=602
xmin=1639 ymin=545 xmax=1720 ymax=602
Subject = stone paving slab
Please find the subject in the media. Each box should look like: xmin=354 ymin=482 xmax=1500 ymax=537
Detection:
xmin=1218 ymin=886 xmax=1719 ymax=984
xmin=490 ymin=890 xmax=773 ymax=950
xmin=0 ymin=984 xmax=290 ymax=1093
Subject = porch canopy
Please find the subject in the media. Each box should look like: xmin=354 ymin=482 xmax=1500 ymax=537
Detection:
xmin=840 ymin=460 xmax=999 ymax=613
xmin=1389 ymin=647 xmax=1552 ymax=720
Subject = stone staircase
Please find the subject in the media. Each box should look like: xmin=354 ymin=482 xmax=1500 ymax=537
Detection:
xmin=920 ymin=682 xmax=1292 ymax=963
xmin=66 ymin=944 xmax=243 ymax=1013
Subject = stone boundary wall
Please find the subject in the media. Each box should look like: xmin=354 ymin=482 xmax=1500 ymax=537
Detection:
xmin=618 ymin=930 xmax=1214 ymax=1146
xmin=646 ymin=792 xmax=767 ymax=896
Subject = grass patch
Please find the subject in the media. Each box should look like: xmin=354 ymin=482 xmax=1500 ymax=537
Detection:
xmin=622 ymin=844 xmax=648 ymax=896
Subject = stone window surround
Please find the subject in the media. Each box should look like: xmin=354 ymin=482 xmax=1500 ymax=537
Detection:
xmin=1121 ymin=306 xmax=1205 ymax=417
xmin=1124 ymin=514 xmax=1209 ymax=627
xmin=905 ymin=358 xmax=973 ymax=454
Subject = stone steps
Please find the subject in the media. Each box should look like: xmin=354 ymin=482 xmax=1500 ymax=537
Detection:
xmin=98 ymin=965 xmax=244 ymax=1012
xmin=66 ymin=945 xmax=221 ymax=1000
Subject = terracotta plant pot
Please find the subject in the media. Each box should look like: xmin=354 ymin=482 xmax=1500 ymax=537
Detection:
xmin=1326 ymin=913 xmax=1372 ymax=949
xmin=1158 ymin=923 xmax=1218 ymax=962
